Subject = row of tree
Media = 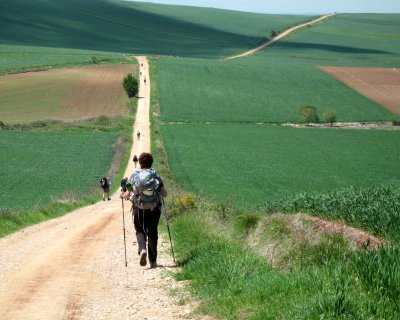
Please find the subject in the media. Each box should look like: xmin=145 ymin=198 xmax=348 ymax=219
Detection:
xmin=299 ymin=105 xmax=337 ymax=125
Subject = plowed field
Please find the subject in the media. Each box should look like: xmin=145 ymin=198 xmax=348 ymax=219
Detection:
xmin=0 ymin=64 xmax=134 ymax=123
xmin=320 ymin=66 xmax=400 ymax=115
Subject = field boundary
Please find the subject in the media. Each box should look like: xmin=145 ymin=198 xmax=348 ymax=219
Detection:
xmin=223 ymin=13 xmax=336 ymax=60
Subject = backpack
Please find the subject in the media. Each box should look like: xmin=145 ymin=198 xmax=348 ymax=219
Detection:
xmin=100 ymin=177 xmax=109 ymax=188
xmin=120 ymin=178 xmax=128 ymax=192
xmin=131 ymin=169 xmax=160 ymax=210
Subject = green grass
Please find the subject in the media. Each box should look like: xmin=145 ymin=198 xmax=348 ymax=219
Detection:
xmin=170 ymin=207 xmax=400 ymax=319
xmin=0 ymin=0 xmax=309 ymax=62
xmin=0 ymin=130 xmax=118 ymax=211
xmin=157 ymin=55 xmax=394 ymax=123
xmin=160 ymin=124 xmax=400 ymax=208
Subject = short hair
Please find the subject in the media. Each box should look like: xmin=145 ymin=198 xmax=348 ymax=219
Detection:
xmin=139 ymin=152 xmax=153 ymax=169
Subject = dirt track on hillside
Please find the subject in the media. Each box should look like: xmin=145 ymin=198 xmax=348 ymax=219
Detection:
xmin=224 ymin=13 xmax=336 ymax=60
xmin=0 ymin=57 xmax=201 ymax=320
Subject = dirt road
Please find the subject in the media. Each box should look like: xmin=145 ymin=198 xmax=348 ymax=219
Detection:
xmin=224 ymin=14 xmax=336 ymax=60
xmin=0 ymin=57 xmax=194 ymax=320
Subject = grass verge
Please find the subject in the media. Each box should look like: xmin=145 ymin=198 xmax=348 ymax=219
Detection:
xmin=167 ymin=197 xmax=400 ymax=319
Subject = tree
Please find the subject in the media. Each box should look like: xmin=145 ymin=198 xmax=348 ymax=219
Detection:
xmin=324 ymin=109 xmax=337 ymax=125
xmin=270 ymin=30 xmax=278 ymax=38
xmin=299 ymin=105 xmax=319 ymax=123
xmin=123 ymin=74 xmax=138 ymax=98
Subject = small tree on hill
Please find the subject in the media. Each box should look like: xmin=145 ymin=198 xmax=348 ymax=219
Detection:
xmin=324 ymin=109 xmax=337 ymax=125
xmin=123 ymin=74 xmax=138 ymax=98
xmin=270 ymin=30 xmax=278 ymax=38
xmin=91 ymin=56 xmax=100 ymax=64
xmin=299 ymin=105 xmax=319 ymax=124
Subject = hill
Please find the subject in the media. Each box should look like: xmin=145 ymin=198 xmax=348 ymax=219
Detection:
xmin=0 ymin=0 xmax=309 ymax=63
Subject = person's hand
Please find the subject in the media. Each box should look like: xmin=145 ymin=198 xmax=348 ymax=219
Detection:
xmin=122 ymin=190 xmax=131 ymax=200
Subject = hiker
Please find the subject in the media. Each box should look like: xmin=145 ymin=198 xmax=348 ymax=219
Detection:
xmin=136 ymin=131 xmax=141 ymax=141
xmin=133 ymin=154 xmax=138 ymax=168
xmin=144 ymin=77 xmax=146 ymax=84
xmin=100 ymin=176 xmax=111 ymax=201
xmin=123 ymin=152 xmax=167 ymax=268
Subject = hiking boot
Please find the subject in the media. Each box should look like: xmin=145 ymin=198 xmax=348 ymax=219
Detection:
xmin=150 ymin=261 xmax=157 ymax=269
xmin=139 ymin=249 xmax=147 ymax=266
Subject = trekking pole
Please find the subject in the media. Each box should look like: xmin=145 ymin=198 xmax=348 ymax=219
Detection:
xmin=162 ymin=198 xmax=176 ymax=263
xmin=121 ymin=198 xmax=128 ymax=267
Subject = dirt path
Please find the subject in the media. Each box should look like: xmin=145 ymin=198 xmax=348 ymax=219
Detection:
xmin=224 ymin=14 xmax=336 ymax=60
xmin=0 ymin=57 xmax=196 ymax=320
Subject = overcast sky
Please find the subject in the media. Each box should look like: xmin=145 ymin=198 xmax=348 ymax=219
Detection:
xmin=130 ymin=0 xmax=400 ymax=14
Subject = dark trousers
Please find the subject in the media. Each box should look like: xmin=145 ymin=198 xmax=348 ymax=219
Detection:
xmin=133 ymin=206 xmax=161 ymax=263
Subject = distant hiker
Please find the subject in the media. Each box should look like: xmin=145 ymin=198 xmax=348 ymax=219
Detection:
xmin=123 ymin=152 xmax=167 ymax=268
xmin=144 ymin=77 xmax=147 ymax=84
xmin=140 ymin=71 xmax=142 ymax=76
xmin=133 ymin=154 xmax=138 ymax=168
xmin=136 ymin=131 xmax=141 ymax=141
xmin=141 ymin=63 xmax=143 ymax=67
xmin=100 ymin=176 xmax=111 ymax=201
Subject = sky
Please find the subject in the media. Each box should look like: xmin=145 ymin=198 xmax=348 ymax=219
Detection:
xmin=130 ymin=0 xmax=400 ymax=14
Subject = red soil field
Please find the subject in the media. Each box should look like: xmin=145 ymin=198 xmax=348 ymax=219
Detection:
xmin=0 ymin=64 xmax=135 ymax=123
xmin=320 ymin=66 xmax=400 ymax=116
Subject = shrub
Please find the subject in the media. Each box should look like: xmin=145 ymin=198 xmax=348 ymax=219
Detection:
xmin=390 ymin=117 xmax=399 ymax=126
xmin=299 ymin=105 xmax=319 ymax=123
xmin=270 ymin=30 xmax=278 ymax=38
xmin=324 ymin=109 xmax=337 ymax=125
xmin=233 ymin=212 xmax=261 ymax=235
xmin=169 ymin=193 xmax=197 ymax=217
xmin=123 ymin=73 xmax=139 ymax=98
xmin=31 ymin=120 xmax=47 ymax=128
xmin=91 ymin=56 xmax=100 ymax=64
xmin=0 ymin=121 xmax=6 ymax=130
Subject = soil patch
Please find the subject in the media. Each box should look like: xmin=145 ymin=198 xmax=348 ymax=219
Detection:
xmin=300 ymin=213 xmax=384 ymax=249
xmin=320 ymin=66 xmax=400 ymax=115
xmin=0 ymin=64 xmax=134 ymax=124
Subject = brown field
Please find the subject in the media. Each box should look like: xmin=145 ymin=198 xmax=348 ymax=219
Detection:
xmin=320 ymin=66 xmax=400 ymax=116
xmin=0 ymin=64 xmax=135 ymax=124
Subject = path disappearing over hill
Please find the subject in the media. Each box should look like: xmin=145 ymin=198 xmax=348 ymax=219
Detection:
xmin=0 ymin=57 xmax=196 ymax=320
xmin=224 ymin=13 xmax=335 ymax=60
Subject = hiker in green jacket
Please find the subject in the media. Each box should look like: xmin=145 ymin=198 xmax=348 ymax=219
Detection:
xmin=123 ymin=153 xmax=167 ymax=268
